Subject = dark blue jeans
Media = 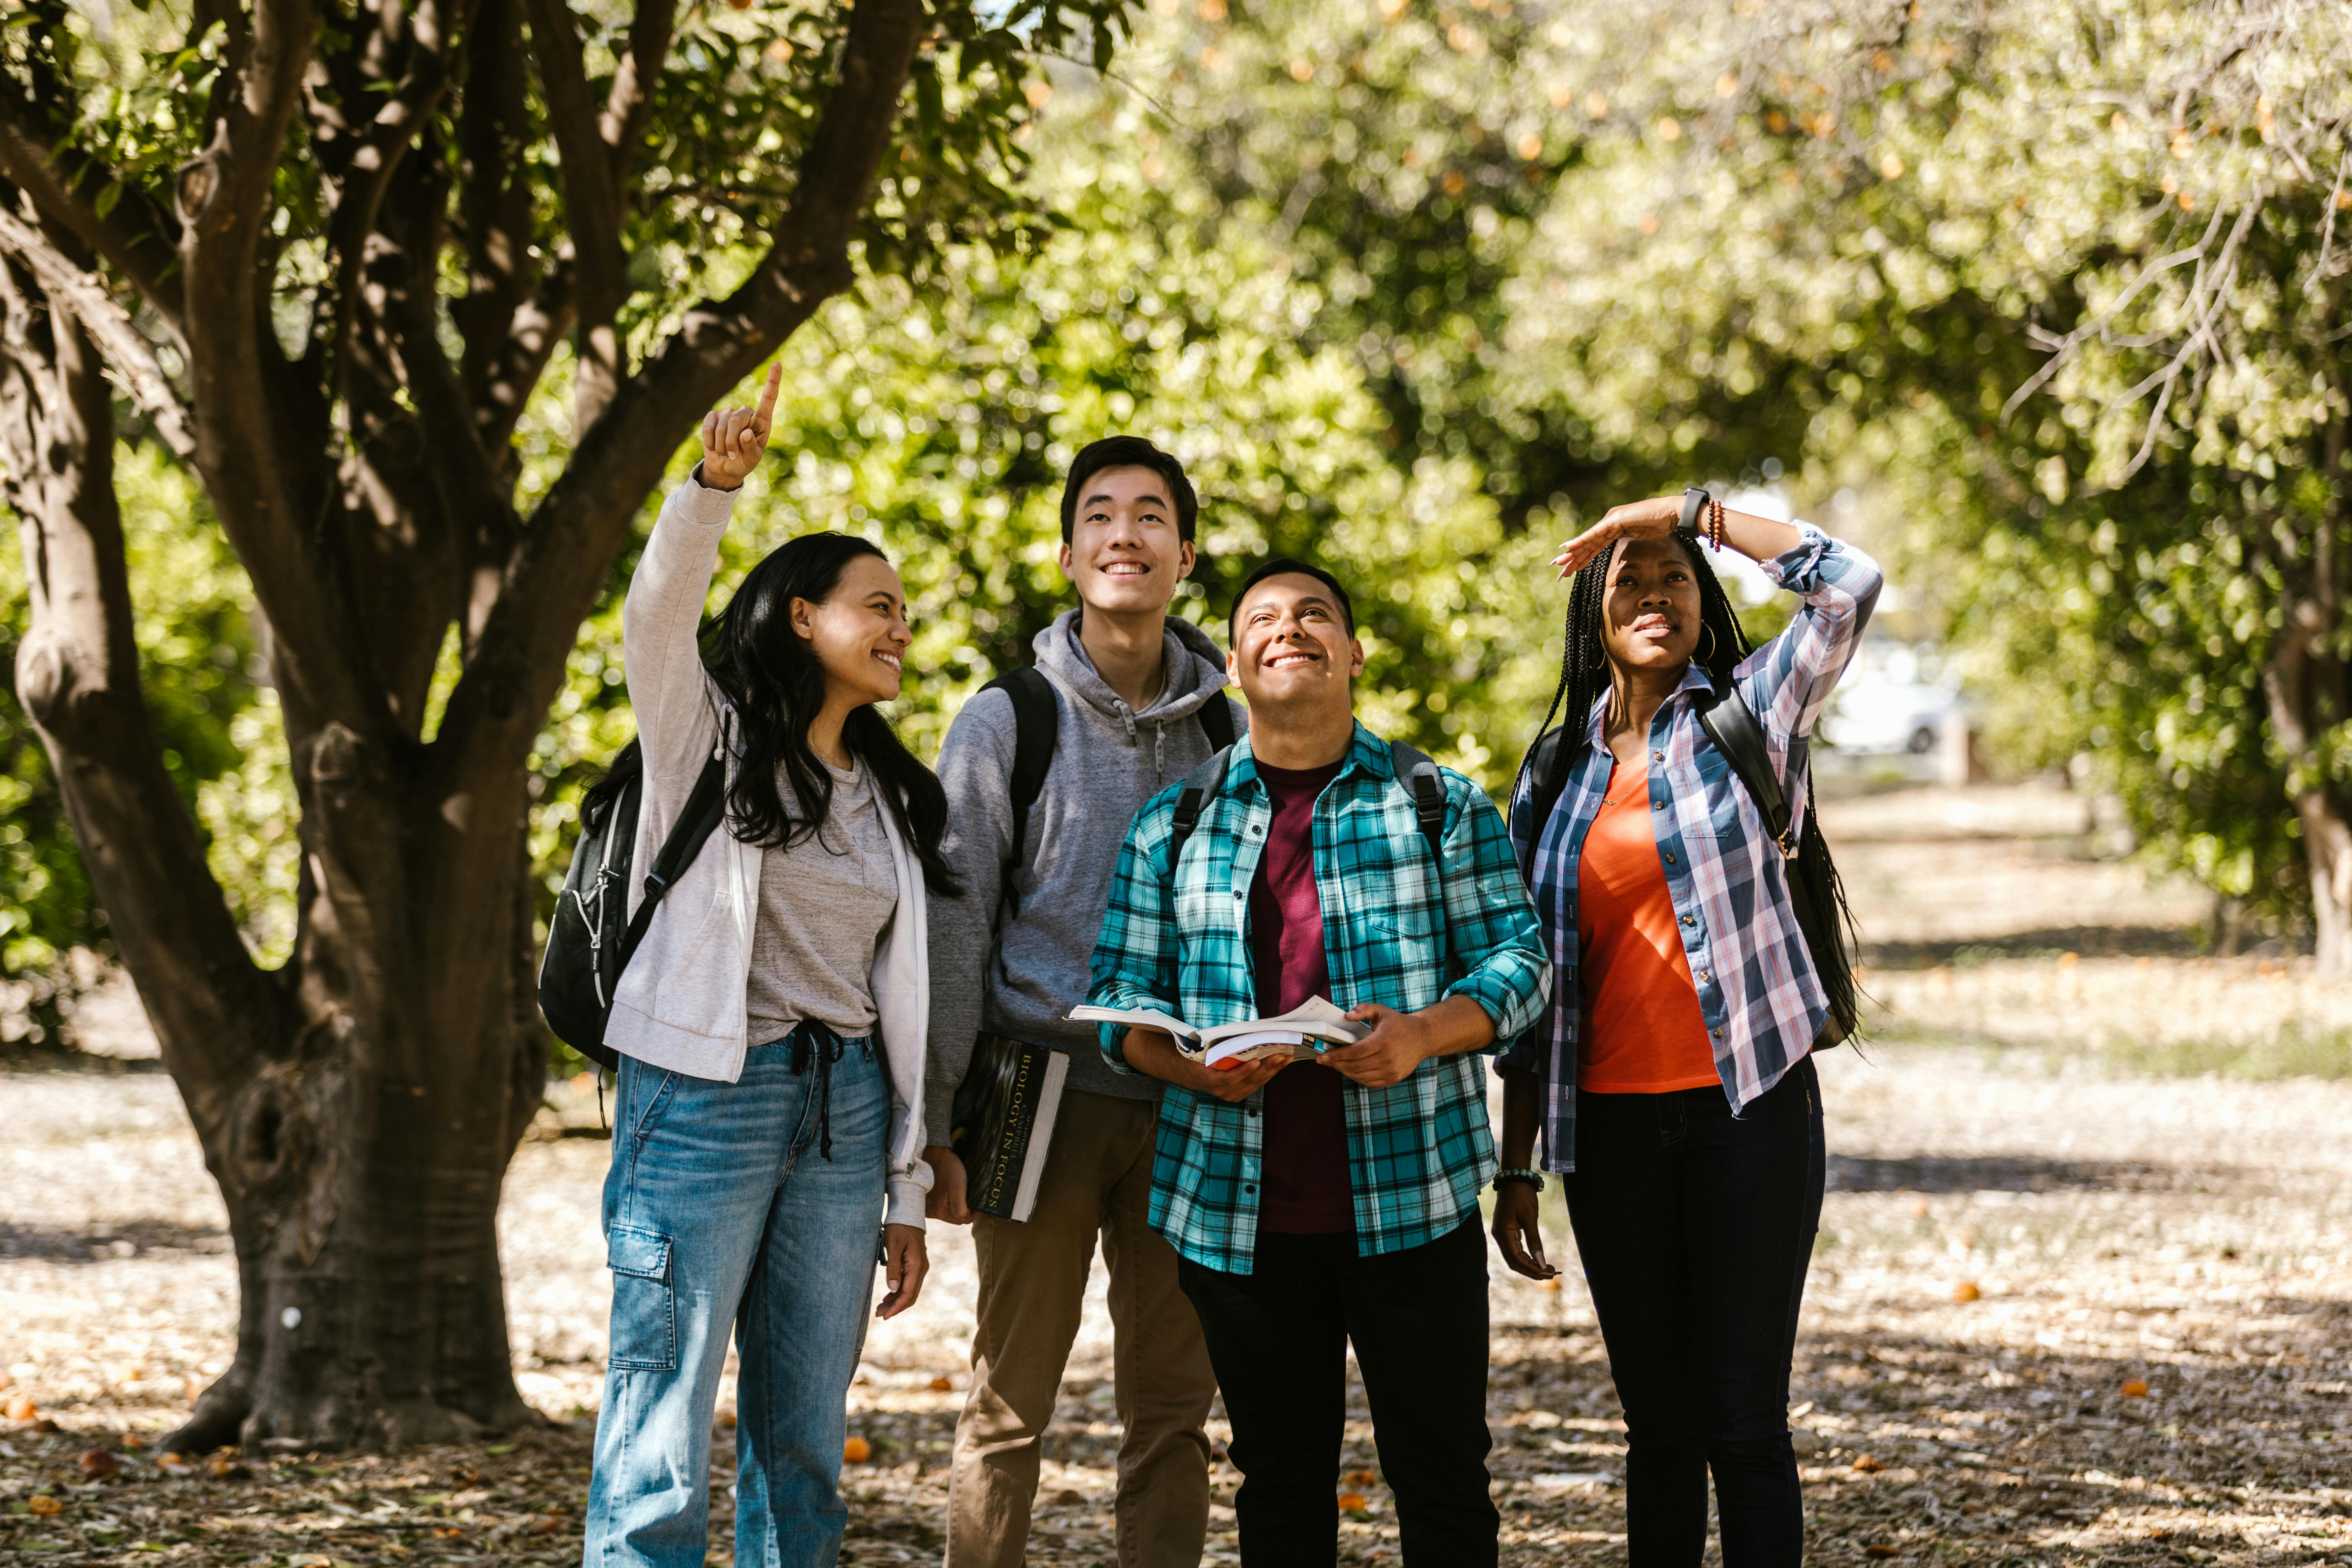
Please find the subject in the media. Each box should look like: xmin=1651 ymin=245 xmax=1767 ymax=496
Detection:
xmin=585 ymin=1034 xmax=887 ymax=1568
xmin=1565 ymin=1055 xmax=1824 ymax=1568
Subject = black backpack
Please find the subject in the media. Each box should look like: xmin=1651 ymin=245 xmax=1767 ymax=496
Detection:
xmin=982 ymin=665 xmax=1237 ymax=917
xmin=538 ymin=738 xmax=729 ymax=1073
xmin=1519 ymin=687 xmax=1858 ymax=1048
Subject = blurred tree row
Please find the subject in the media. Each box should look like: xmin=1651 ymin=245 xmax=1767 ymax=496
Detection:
xmin=1483 ymin=0 xmax=2352 ymax=960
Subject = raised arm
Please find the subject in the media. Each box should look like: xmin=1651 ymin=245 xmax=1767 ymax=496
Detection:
xmin=1552 ymin=491 xmax=1883 ymax=741
xmin=621 ymin=363 xmax=784 ymax=779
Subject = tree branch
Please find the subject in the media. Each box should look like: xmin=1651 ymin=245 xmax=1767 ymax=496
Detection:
xmin=436 ymin=0 xmax=927 ymax=782
xmin=601 ymin=0 xmax=678 ymax=187
xmin=454 ymin=0 xmax=551 ymax=457
xmin=0 ymin=108 xmax=184 ymax=326
xmin=0 ymin=253 xmax=281 ymax=1108
xmin=176 ymin=0 xmax=377 ymax=740
xmin=520 ymin=0 xmax=628 ymax=428
xmin=312 ymin=0 xmax=481 ymax=407
xmin=0 ymin=207 xmax=194 ymax=457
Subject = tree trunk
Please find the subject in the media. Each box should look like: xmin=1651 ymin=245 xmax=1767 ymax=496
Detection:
xmin=4 ymin=253 xmax=548 ymax=1452
xmin=200 ymin=733 xmax=551 ymax=1451
xmin=2264 ymin=582 xmax=2352 ymax=974
xmin=2296 ymin=791 xmax=2352 ymax=974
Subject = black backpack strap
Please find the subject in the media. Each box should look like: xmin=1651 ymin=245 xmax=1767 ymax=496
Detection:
xmin=1695 ymin=684 xmax=1794 ymax=858
xmin=1196 ymin=692 xmax=1237 ymax=753
xmin=981 ymin=666 xmax=1059 ymax=917
xmin=1167 ymin=746 xmax=1233 ymax=869
xmin=1387 ymin=741 xmax=1447 ymax=865
xmin=622 ymin=751 xmax=728 ymax=956
xmin=1514 ymin=726 xmax=1570 ymax=878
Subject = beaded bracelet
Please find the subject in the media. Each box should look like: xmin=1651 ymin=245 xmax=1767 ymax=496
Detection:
xmin=1493 ymin=1166 xmax=1545 ymax=1191
xmin=1708 ymin=496 xmax=1727 ymax=552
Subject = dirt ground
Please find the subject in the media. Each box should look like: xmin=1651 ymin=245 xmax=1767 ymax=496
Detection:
xmin=5 ymin=780 xmax=2352 ymax=1566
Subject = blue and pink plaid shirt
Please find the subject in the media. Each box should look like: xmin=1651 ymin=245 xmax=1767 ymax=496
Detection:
xmin=1500 ymin=526 xmax=1882 ymax=1171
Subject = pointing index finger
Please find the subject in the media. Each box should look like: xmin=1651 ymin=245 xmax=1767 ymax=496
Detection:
xmin=754 ymin=360 xmax=782 ymax=425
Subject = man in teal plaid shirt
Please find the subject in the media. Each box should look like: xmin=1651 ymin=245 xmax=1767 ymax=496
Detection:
xmin=1087 ymin=557 xmax=1548 ymax=1568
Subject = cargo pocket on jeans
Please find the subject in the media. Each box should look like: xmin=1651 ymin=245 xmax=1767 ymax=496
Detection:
xmin=605 ymin=1226 xmax=676 ymax=1372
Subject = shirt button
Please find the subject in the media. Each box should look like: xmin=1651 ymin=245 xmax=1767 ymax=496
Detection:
xmin=1234 ymin=890 xmax=1244 ymax=900
xmin=1712 ymin=1029 xmax=1723 ymax=1040
xmin=1243 ymin=1184 xmax=1256 ymax=1195
xmin=1699 ymin=969 xmax=1712 ymax=982
xmin=1652 ymin=750 xmax=1663 ymax=762
xmin=1664 ymin=852 xmax=1676 ymax=864
xmin=1681 ymin=914 xmax=1695 ymax=926
xmin=1246 ymin=1108 xmax=1259 ymax=1118
xmin=1651 ymin=799 xmax=1665 ymax=810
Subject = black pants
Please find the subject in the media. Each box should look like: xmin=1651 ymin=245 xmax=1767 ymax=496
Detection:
xmin=1177 ymin=1218 xmax=1498 ymax=1568
xmin=1566 ymin=1055 xmax=1825 ymax=1568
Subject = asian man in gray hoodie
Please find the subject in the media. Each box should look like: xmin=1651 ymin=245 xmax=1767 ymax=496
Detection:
xmin=924 ymin=436 xmax=1241 ymax=1568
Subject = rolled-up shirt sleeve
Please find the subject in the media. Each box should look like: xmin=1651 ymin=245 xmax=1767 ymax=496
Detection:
xmin=1434 ymin=773 xmax=1552 ymax=1054
xmin=1740 ymin=527 xmax=1885 ymax=742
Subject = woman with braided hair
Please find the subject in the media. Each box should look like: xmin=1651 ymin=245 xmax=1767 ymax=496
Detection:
xmin=1488 ymin=489 xmax=1881 ymax=1568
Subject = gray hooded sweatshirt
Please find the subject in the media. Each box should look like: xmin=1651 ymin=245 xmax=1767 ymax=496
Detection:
xmin=925 ymin=609 xmax=1245 ymax=1143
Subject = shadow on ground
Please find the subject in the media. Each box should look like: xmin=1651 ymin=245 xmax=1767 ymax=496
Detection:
xmin=1862 ymin=925 xmax=2207 ymax=968
xmin=0 ymin=1219 xmax=230 ymax=1262
xmin=1824 ymin=1155 xmax=2243 ymax=1195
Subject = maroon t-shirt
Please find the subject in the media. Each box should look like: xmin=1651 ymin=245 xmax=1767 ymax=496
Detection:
xmin=1249 ymin=757 xmax=1354 ymax=1236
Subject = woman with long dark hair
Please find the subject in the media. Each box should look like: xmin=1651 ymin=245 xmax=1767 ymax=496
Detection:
xmin=1489 ymin=490 xmax=1881 ymax=1567
xmin=585 ymin=366 xmax=961 ymax=1568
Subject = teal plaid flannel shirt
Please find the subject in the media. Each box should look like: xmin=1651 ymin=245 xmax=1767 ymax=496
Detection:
xmin=1087 ymin=722 xmax=1551 ymax=1274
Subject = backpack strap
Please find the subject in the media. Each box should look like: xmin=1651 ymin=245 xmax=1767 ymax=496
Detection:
xmin=1196 ymin=692 xmax=1237 ymax=753
xmin=1167 ymin=745 xmax=1233 ymax=869
xmin=1514 ymin=726 xmax=1570 ymax=878
xmin=1695 ymin=684 xmax=1794 ymax=858
xmin=1168 ymin=742 xmax=1447 ymax=915
xmin=623 ymin=750 xmax=728 ymax=956
xmin=980 ymin=666 xmax=1059 ymax=917
xmin=1387 ymin=740 xmax=1447 ymax=865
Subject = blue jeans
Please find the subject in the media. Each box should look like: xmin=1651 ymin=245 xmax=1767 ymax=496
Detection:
xmin=585 ymin=1031 xmax=887 ymax=1568
xmin=1564 ymin=1055 xmax=1825 ymax=1568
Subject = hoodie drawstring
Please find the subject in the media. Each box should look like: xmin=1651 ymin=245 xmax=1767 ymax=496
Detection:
xmin=784 ymin=1017 xmax=848 ymax=1160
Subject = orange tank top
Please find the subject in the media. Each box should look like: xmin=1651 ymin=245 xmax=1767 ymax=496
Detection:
xmin=1575 ymin=757 xmax=1722 ymax=1093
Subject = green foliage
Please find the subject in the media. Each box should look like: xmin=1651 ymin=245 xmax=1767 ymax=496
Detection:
xmin=523 ymin=80 xmax=1559 ymax=917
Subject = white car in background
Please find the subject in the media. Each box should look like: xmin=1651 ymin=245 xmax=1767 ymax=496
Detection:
xmin=1823 ymin=639 xmax=1963 ymax=757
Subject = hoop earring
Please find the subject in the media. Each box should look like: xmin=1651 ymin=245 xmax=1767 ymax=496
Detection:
xmin=1698 ymin=623 xmax=1718 ymax=664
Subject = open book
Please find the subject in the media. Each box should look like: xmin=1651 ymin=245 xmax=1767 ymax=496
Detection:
xmin=1069 ymin=995 xmax=1369 ymax=1070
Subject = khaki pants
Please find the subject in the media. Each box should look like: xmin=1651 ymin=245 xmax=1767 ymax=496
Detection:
xmin=947 ymin=1090 xmax=1216 ymax=1568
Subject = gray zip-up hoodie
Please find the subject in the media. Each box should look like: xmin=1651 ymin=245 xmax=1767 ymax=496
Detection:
xmin=925 ymin=610 xmax=1245 ymax=1143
